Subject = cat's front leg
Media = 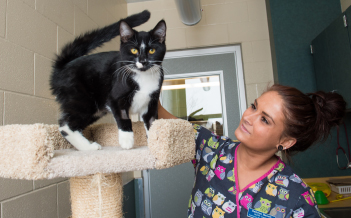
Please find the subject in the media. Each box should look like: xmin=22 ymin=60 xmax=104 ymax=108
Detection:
xmin=111 ymin=106 xmax=134 ymax=149
xmin=141 ymin=98 xmax=158 ymax=139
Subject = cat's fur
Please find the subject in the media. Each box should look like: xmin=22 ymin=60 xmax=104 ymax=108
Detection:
xmin=50 ymin=10 xmax=166 ymax=151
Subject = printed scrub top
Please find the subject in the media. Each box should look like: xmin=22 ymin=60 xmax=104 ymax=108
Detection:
xmin=187 ymin=124 xmax=321 ymax=218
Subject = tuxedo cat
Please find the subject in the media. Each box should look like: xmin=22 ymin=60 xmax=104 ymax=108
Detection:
xmin=50 ymin=10 xmax=166 ymax=151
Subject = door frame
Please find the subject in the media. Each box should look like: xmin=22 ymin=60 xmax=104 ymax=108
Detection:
xmin=163 ymin=45 xmax=246 ymax=116
xmin=143 ymin=45 xmax=246 ymax=218
xmin=161 ymin=70 xmax=229 ymax=137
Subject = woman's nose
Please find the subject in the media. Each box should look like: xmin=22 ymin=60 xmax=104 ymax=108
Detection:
xmin=243 ymin=112 xmax=256 ymax=126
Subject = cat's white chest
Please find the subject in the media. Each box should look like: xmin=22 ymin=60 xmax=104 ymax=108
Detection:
xmin=130 ymin=70 xmax=160 ymax=114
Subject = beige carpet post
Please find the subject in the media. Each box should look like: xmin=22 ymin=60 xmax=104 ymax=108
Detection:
xmin=70 ymin=173 xmax=123 ymax=218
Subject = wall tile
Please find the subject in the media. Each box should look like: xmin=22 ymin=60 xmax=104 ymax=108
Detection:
xmin=0 ymin=38 xmax=34 ymax=95
xmin=0 ymin=91 xmax=3 ymax=125
xmin=4 ymin=92 xmax=59 ymax=125
xmin=241 ymin=42 xmax=254 ymax=63
xmin=257 ymin=82 xmax=271 ymax=96
xmin=22 ymin=0 xmax=35 ymax=9
xmin=142 ymin=0 xmax=167 ymax=12
xmin=202 ymin=0 xmax=226 ymax=5
xmin=113 ymin=3 xmax=128 ymax=20
xmin=247 ymin=0 xmax=268 ymax=22
xmin=228 ymin=19 xmax=269 ymax=43
xmin=0 ymin=0 xmax=6 ymax=38
xmin=341 ymin=0 xmax=351 ymax=12
xmin=245 ymin=83 xmax=257 ymax=108
xmin=0 ymin=178 xmax=33 ymax=202
xmin=204 ymin=2 xmax=248 ymax=25
xmin=94 ymin=37 xmax=120 ymax=53
xmin=36 ymin=0 xmax=74 ymax=34
xmin=2 ymin=185 xmax=57 ymax=218
xmin=7 ymin=0 xmax=57 ymax=59
xmin=243 ymin=61 xmax=273 ymax=84
xmin=225 ymin=0 xmax=247 ymax=2
xmin=134 ymin=10 xmax=165 ymax=32
xmin=58 ymin=181 xmax=71 ymax=218
xmin=34 ymin=178 xmax=67 ymax=190
xmin=127 ymin=2 xmax=146 ymax=16
xmin=74 ymin=6 xmax=98 ymax=36
xmin=185 ymin=24 xmax=229 ymax=48
xmin=35 ymin=54 xmax=55 ymax=99
xmin=58 ymin=26 xmax=74 ymax=54
xmin=164 ymin=9 xmax=184 ymax=29
xmin=106 ymin=9 xmax=117 ymax=25
xmin=95 ymin=113 xmax=115 ymax=124
xmin=166 ymin=28 xmax=187 ymax=50
xmin=251 ymin=40 xmax=272 ymax=62
xmin=163 ymin=0 xmax=177 ymax=9
xmin=122 ymin=172 xmax=134 ymax=185
xmin=88 ymin=0 xmax=109 ymax=27
xmin=73 ymin=0 xmax=88 ymax=14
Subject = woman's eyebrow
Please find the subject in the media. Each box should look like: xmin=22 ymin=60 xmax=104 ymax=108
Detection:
xmin=255 ymin=99 xmax=275 ymax=124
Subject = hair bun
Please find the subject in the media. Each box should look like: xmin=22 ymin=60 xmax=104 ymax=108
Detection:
xmin=309 ymin=91 xmax=346 ymax=128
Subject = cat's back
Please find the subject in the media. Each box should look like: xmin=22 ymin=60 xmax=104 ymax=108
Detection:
xmin=50 ymin=51 xmax=120 ymax=97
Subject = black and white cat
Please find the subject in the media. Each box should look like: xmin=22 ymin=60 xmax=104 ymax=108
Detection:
xmin=50 ymin=10 xmax=166 ymax=151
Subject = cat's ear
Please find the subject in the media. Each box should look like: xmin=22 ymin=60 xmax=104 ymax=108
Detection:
xmin=151 ymin=20 xmax=166 ymax=43
xmin=120 ymin=21 xmax=134 ymax=43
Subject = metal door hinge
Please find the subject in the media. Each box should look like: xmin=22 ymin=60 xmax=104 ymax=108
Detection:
xmin=343 ymin=15 xmax=348 ymax=27
xmin=310 ymin=45 xmax=314 ymax=54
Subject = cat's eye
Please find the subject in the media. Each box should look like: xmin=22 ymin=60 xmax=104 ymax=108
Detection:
xmin=131 ymin=48 xmax=138 ymax=54
xmin=149 ymin=48 xmax=156 ymax=54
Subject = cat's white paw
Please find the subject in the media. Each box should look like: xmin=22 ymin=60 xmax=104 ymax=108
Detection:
xmin=119 ymin=130 xmax=134 ymax=149
xmin=79 ymin=142 xmax=102 ymax=151
xmin=91 ymin=142 xmax=102 ymax=150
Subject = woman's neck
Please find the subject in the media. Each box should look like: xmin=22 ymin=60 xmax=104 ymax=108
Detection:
xmin=235 ymin=143 xmax=279 ymax=191
xmin=237 ymin=143 xmax=278 ymax=172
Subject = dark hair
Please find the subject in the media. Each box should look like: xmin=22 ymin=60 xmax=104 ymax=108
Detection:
xmin=266 ymin=84 xmax=347 ymax=156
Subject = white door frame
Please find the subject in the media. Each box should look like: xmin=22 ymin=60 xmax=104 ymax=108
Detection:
xmin=143 ymin=45 xmax=246 ymax=218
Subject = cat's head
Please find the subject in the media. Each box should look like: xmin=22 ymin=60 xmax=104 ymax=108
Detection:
xmin=119 ymin=19 xmax=166 ymax=72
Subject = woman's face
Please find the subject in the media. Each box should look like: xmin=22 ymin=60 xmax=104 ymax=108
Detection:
xmin=234 ymin=91 xmax=287 ymax=152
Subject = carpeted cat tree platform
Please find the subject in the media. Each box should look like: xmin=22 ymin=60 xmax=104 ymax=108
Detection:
xmin=0 ymin=119 xmax=195 ymax=218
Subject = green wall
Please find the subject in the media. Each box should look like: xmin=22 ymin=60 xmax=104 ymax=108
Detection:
xmin=123 ymin=180 xmax=136 ymax=218
xmin=268 ymin=0 xmax=351 ymax=177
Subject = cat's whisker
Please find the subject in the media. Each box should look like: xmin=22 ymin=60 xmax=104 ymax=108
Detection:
xmin=117 ymin=61 xmax=135 ymax=63
xmin=160 ymin=66 xmax=170 ymax=75
xmin=152 ymin=64 xmax=166 ymax=76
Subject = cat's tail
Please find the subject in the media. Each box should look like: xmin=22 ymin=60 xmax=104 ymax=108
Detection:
xmin=54 ymin=10 xmax=151 ymax=70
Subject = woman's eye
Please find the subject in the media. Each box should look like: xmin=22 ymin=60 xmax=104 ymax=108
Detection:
xmin=131 ymin=48 xmax=138 ymax=54
xmin=251 ymin=103 xmax=256 ymax=110
xmin=261 ymin=117 xmax=269 ymax=124
xmin=149 ymin=48 xmax=156 ymax=54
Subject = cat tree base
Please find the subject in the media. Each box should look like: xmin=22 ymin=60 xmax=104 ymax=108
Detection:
xmin=70 ymin=173 xmax=123 ymax=218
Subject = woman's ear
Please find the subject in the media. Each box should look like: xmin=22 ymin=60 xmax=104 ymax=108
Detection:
xmin=280 ymin=137 xmax=297 ymax=150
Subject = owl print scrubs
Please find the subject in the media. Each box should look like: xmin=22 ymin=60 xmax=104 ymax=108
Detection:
xmin=187 ymin=124 xmax=321 ymax=218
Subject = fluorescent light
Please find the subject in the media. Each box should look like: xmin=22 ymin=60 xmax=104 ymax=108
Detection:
xmin=162 ymin=82 xmax=220 ymax=90
xmin=162 ymin=84 xmax=192 ymax=90
xmin=193 ymin=82 xmax=220 ymax=87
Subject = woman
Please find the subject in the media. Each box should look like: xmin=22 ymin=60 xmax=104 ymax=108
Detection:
xmin=158 ymin=84 xmax=346 ymax=218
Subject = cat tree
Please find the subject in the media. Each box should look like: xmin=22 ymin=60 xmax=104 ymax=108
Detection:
xmin=0 ymin=119 xmax=195 ymax=218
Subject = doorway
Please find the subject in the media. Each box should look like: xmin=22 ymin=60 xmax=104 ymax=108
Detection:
xmin=143 ymin=45 xmax=246 ymax=218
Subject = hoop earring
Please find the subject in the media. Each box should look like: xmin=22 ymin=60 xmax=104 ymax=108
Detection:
xmin=278 ymin=145 xmax=284 ymax=151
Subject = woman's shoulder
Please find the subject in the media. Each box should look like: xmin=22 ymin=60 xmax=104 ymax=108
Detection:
xmin=274 ymin=162 xmax=315 ymax=198
xmin=192 ymin=123 xmax=240 ymax=150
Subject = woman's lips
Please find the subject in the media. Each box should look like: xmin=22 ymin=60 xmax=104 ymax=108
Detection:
xmin=241 ymin=124 xmax=250 ymax=134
